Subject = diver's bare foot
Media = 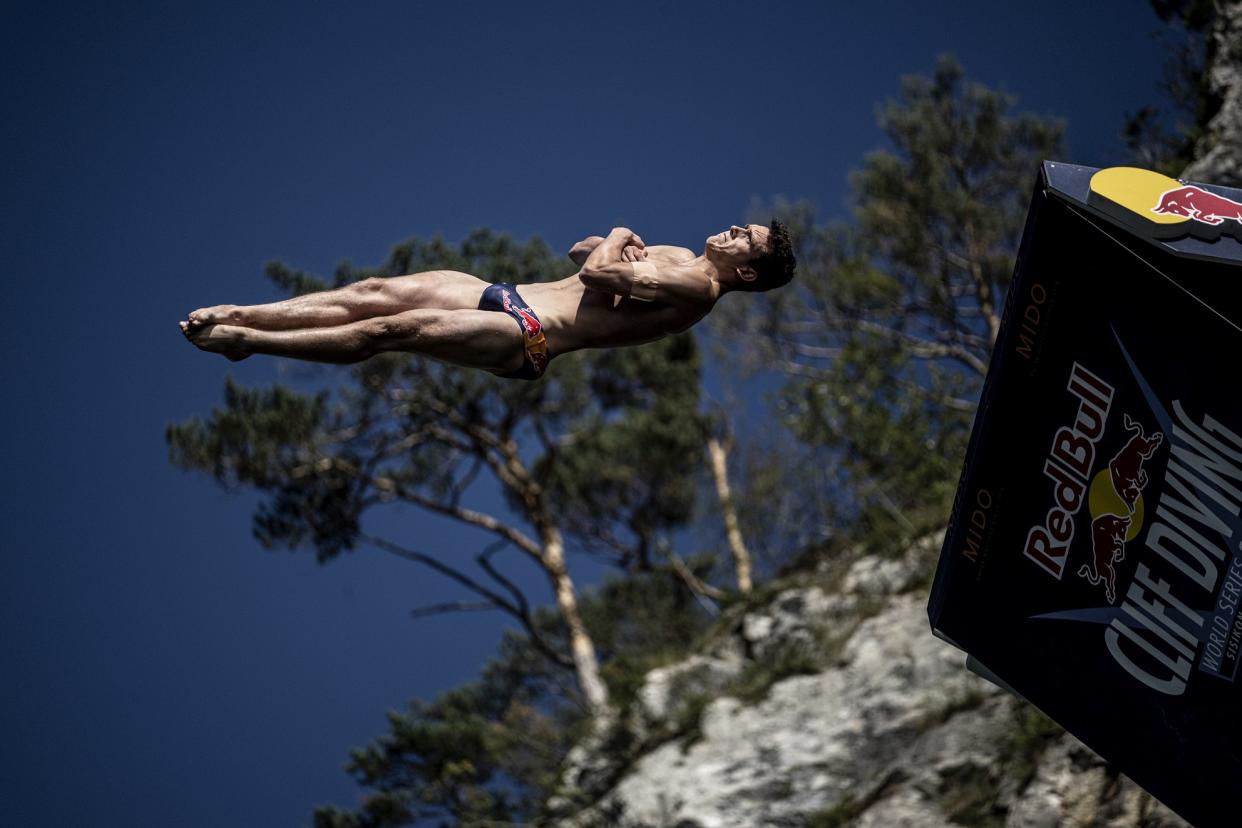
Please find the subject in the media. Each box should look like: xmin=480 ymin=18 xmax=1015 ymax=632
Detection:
xmin=182 ymin=321 xmax=250 ymax=361
xmin=186 ymin=304 xmax=242 ymax=329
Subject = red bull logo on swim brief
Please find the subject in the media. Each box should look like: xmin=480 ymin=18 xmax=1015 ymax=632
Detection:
xmin=501 ymin=289 xmax=542 ymax=337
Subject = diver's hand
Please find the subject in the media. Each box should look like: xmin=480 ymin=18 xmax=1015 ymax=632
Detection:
xmin=609 ymin=227 xmax=645 ymax=249
xmin=621 ymin=245 xmax=648 ymax=262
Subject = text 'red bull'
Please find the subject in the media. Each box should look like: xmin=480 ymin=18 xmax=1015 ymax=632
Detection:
xmin=1024 ymin=362 xmax=1115 ymax=579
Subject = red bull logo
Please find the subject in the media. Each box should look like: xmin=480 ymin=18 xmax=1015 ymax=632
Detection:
xmin=1108 ymin=414 xmax=1163 ymax=512
xmin=1077 ymin=413 xmax=1164 ymax=603
xmin=1088 ymin=166 xmax=1242 ymax=242
xmin=1023 ymin=362 xmax=1115 ymax=579
xmin=1152 ymin=184 xmax=1242 ymax=228
xmin=500 ymin=287 xmax=548 ymax=375
xmin=1080 ymin=513 xmax=1131 ymax=603
xmin=501 ymin=289 xmax=543 ymax=337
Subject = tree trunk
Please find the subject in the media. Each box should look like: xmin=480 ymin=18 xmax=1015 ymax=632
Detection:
xmin=541 ymin=525 xmax=611 ymax=714
xmin=707 ymin=436 xmax=753 ymax=594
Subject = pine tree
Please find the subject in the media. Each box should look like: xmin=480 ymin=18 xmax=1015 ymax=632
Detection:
xmin=717 ymin=57 xmax=1064 ymax=549
xmin=167 ymin=229 xmax=712 ymax=720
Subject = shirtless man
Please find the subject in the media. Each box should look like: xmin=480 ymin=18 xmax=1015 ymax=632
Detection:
xmin=179 ymin=221 xmax=796 ymax=379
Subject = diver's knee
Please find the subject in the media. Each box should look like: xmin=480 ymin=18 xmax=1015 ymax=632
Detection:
xmin=351 ymin=277 xmax=389 ymax=295
xmin=361 ymin=310 xmax=444 ymax=345
xmin=361 ymin=315 xmax=405 ymax=342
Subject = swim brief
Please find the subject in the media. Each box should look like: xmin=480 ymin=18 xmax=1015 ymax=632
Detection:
xmin=478 ymin=283 xmax=549 ymax=380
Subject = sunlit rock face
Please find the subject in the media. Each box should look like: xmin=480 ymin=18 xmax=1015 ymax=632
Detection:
xmin=1183 ymin=2 xmax=1242 ymax=187
xmin=555 ymin=551 xmax=1189 ymax=828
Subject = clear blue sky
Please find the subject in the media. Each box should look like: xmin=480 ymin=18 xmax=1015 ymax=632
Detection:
xmin=2 ymin=1 xmax=1174 ymax=824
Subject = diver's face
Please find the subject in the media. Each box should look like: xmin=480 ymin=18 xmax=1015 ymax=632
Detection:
xmin=706 ymin=224 xmax=769 ymax=262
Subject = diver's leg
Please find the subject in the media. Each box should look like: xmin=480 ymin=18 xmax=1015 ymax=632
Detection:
xmin=186 ymin=270 xmax=491 ymax=331
xmin=186 ymin=309 xmax=526 ymax=372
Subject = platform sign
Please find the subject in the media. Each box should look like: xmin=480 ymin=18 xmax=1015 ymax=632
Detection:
xmin=929 ymin=162 xmax=1242 ymax=828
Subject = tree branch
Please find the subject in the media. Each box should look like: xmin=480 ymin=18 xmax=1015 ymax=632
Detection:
xmin=476 ymin=541 xmax=531 ymax=619
xmin=377 ymin=478 xmax=545 ymax=563
xmin=779 ymin=341 xmax=844 ymax=360
xmin=666 ymin=549 xmax=725 ymax=610
xmin=366 ymin=534 xmax=575 ymax=671
xmin=409 ymin=600 xmax=497 ymax=618
xmin=853 ymin=319 xmax=989 ymax=376
xmin=365 ymin=533 xmax=521 ymax=617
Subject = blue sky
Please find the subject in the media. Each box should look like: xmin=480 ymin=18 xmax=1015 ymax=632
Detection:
xmin=2 ymin=1 xmax=1175 ymax=824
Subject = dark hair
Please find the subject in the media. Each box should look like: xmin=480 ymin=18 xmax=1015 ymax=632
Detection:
xmin=735 ymin=219 xmax=796 ymax=292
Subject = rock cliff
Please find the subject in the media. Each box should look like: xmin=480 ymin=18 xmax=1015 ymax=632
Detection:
xmin=553 ymin=547 xmax=1190 ymax=828
xmin=1182 ymin=1 xmax=1242 ymax=187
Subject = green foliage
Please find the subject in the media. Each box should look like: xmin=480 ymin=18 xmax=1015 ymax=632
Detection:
xmin=913 ymin=687 xmax=990 ymax=735
xmin=167 ymin=380 xmax=366 ymax=559
xmin=804 ymin=795 xmax=863 ymax=828
xmin=532 ymin=334 xmax=711 ymax=569
xmin=998 ymin=701 xmax=1063 ymax=787
xmin=312 ymin=625 xmax=577 ymax=827
xmin=583 ymin=562 xmax=715 ymax=709
xmin=311 ymin=567 xmax=713 ymax=827
xmin=938 ymin=774 xmax=1005 ymax=828
xmin=913 ymin=699 xmax=1062 ymax=828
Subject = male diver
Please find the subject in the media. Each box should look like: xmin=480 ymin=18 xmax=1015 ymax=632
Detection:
xmin=179 ymin=222 xmax=796 ymax=379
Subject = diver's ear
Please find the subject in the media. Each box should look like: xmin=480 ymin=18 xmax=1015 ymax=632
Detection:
xmin=736 ymin=265 xmax=757 ymax=283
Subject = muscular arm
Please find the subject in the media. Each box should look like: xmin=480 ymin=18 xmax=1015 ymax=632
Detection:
xmin=579 ymin=228 xmax=716 ymax=307
xmin=642 ymin=245 xmax=696 ymax=263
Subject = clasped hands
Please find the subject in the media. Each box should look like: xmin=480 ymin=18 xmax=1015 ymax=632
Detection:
xmin=609 ymin=226 xmax=648 ymax=263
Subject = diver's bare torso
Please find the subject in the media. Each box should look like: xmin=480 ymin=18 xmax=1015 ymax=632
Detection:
xmin=432 ymin=246 xmax=714 ymax=359
xmin=524 ymin=252 xmax=712 ymax=356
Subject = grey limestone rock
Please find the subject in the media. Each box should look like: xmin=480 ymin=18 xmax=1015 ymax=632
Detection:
xmin=554 ymin=551 xmax=1192 ymax=827
xmin=1182 ymin=2 xmax=1242 ymax=187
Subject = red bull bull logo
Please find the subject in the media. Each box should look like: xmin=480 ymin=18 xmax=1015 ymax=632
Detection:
xmin=1080 ymin=512 xmax=1131 ymax=603
xmin=1108 ymin=414 xmax=1163 ymax=512
xmin=1088 ymin=166 xmax=1242 ymax=242
xmin=1077 ymin=413 xmax=1164 ymax=603
xmin=1152 ymin=184 xmax=1242 ymax=228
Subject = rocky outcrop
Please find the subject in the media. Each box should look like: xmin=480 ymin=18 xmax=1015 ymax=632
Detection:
xmin=1182 ymin=2 xmax=1242 ymax=186
xmin=554 ymin=551 xmax=1189 ymax=828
